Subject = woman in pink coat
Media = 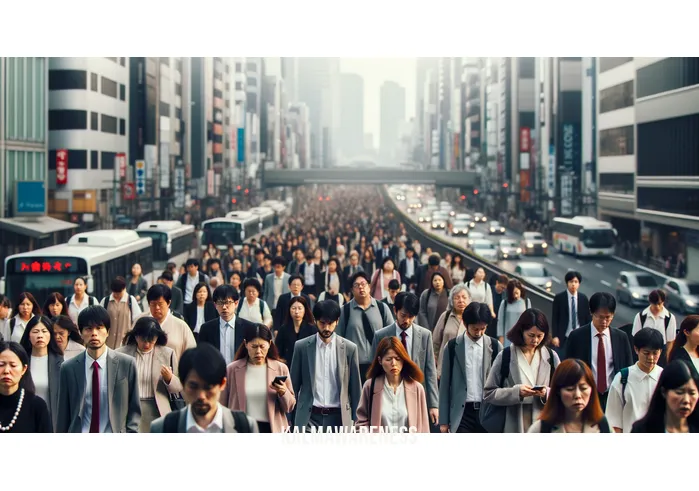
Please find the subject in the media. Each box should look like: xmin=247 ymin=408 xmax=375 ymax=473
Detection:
xmin=355 ymin=336 xmax=430 ymax=433
xmin=220 ymin=323 xmax=295 ymax=433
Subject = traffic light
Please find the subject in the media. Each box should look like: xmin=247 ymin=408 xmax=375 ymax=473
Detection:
xmin=231 ymin=198 xmax=237 ymax=204
xmin=502 ymin=182 xmax=509 ymax=189
xmin=237 ymin=185 xmax=242 ymax=191
xmin=318 ymin=196 xmax=324 ymax=201
xmin=244 ymin=188 xmax=249 ymax=195
xmin=460 ymin=195 xmax=466 ymax=200
xmin=473 ymin=189 xmax=479 ymax=195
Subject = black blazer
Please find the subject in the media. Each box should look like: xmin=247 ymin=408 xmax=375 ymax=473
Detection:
xmin=273 ymin=292 xmax=312 ymax=331
xmin=399 ymin=257 xmax=420 ymax=287
xmin=175 ymin=271 xmax=209 ymax=297
xmin=183 ymin=301 xmax=219 ymax=335
xmin=668 ymin=346 xmax=699 ymax=379
xmin=564 ymin=323 xmax=633 ymax=389
xmin=551 ymin=291 xmax=592 ymax=342
xmin=275 ymin=322 xmax=316 ymax=369
xmin=381 ymin=297 xmax=397 ymax=320
xmin=170 ymin=286 xmax=185 ymax=316
xmin=298 ymin=262 xmax=324 ymax=297
xmin=374 ymin=248 xmax=396 ymax=269
xmin=198 ymin=316 xmax=253 ymax=355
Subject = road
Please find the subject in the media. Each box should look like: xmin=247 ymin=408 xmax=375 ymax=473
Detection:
xmin=390 ymin=188 xmax=684 ymax=328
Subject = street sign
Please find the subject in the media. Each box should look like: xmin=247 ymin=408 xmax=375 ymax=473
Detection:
xmin=56 ymin=149 xmax=68 ymax=185
xmin=135 ymin=160 xmax=146 ymax=195
xmin=123 ymin=183 xmax=135 ymax=201
xmin=116 ymin=153 xmax=126 ymax=178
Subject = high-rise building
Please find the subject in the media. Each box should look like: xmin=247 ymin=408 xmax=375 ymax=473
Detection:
xmin=338 ymin=73 xmax=364 ymax=163
xmin=245 ymin=57 xmax=263 ymax=180
xmin=415 ymin=58 xmax=439 ymax=167
xmin=379 ymin=80 xmax=406 ymax=166
xmin=287 ymin=103 xmax=311 ymax=169
xmin=281 ymin=58 xmax=298 ymax=103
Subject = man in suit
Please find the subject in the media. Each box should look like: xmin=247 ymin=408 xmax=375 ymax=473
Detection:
xmin=298 ymin=252 xmax=323 ymax=302
xmin=375 ymin=239 xmax=395 ymax=269
xmin=176 ymin=258 xmax=210 ymax=306
xmin=371 ymin=292 xmax=440 ymax=429
xmin=150 ymin=343 xmax=258 ymax=433
xmin=439 ymin=302 xmax=503 ymax=433
xmin=290 ymin=300 xmax=362 ymax=432
xmin=56 ymin=305 xmax=141 ymax=433
xmin=159 ymin=271 xmax=184 ymax=316
xmin=551 ymin=270 xmax=592 ymax=356
xmin=415 ymin=254 xmax=453 ymax=297
xmin=381 ymin=279 xmax=401 ymax=320
xmin=198 ymin=285 xmax=255 ymax=365
xmin=399 ymin=247 xmax=419 ymax=292
xmin=263 ymin=256 xmax=290 ymax=324
xmin=273 ymin=275 xmax=311 ymax=332
xmin=565 ymin=292 xmax=634 ymax=410
xmin=342 ymin=251 xmax=363 ymax=302
xmin=286 ymin=248 xmax=305 ymax=275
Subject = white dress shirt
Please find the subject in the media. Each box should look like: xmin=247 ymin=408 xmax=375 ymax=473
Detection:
xmin=273 ymin=275 xmax=284 ymax=308
xmin=516 ymin=347 xmax=541 ymax=405
xmin=631 ymin=307 xmax=676 ymax=344
xmin=30 ymin=355 xmax=50 ymax=404
xmin=395 ymin=324 xmax=413 ymax=357
xmin=186 ymin=403 xmax=224 ymax=433
xmin=184 ymin=274 xmax=199 ymax=304
xmin=195 ymin=306 xmax=206 ymax=334
xmin=82 ymin=349 xmax=112 ymax=433
xmin=10 ymin=315 xmax=32 ymax=343
xmin=312 ymin=333 xmax=340 ymax=408
xmin=590 ymin=326 xmax=615 ymax=391
xmin=464 ymin=335 xmax=484 ymax=403
xmin=304 ymin=262 xmax=316 ymax=286
xmin=565 ymin=290 xmax=579 ymax=337
xmin=380 ymin=379 xmax=408 ymax=431
xmin=68 ymin=294 xmax=92 ymax=325
xmin=606 ymin=363 xmax=662 ymax=433
xmin=405 ymin=258 xmax=415 ymax=279
xmin=219 ymin=316 xmax=237 ymax=365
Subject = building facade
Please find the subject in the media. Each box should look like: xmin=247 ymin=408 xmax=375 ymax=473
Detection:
xmin=338 ymin=73 xmax=364 ymax=163
xmin=379 ymin=80 xmax=406 ymax=166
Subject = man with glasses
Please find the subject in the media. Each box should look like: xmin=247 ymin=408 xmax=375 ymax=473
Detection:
xmin=370 ymin=292 xmax=440 ymax=429
xmin=565 ymin=292 xmax=633 ymax=410
xmin=198 ymin=285 xmax=254 ymax=365
xmin=337 ymin=271 xmax=394 ymax=384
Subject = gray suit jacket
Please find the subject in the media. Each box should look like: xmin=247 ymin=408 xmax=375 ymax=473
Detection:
xmin=370 ymin=322 xmax=439 ymax=409
xmin=290 ymin=334 xmax=362 ymax=429
xmin=56 ymin=349 xmax=141 ymax=433
xmin=438 ymin=334 xmax=503 ymax=432
xmin=150 ymin=405 xmax=259 ymax=433
xmin=171 ymin=286 xmax=184 ymax=315
xmin=47 ymin=351 xmax=64 ymax=432
xmin=482 ymin=346 xmax=560 ymax=433
xmin=263 ymin=272 xmax=290 ymax=309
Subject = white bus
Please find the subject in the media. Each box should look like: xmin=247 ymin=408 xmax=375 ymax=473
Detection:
xmin=260 ymin=200 xmax=290 ymax=225
xmin=246 ymin=206 xmax=276 ymax=232
xmin=202 ymin=212 xmax=259 ymax=253
xmin=552 ymin=216 xmax=618 ymax=257
xmin=135 ymin=221 xmax=196 ymax=274
xmin=0 ymin=230 xmax=153 ymax=305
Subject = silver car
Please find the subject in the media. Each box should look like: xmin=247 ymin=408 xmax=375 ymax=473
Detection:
xmin=616 ymin=271 xmax=658 ymax=307
xmin=498 ymin=239 xmax=522 ymax=260
xmin=455 ymin=213 xmax=476 ymax=228
xmin=521 ymin=231 xmax=549 ymax=256
xmin=663 ymin=279 xmax=699 ymax=314
xmin=470 ymin=239 xmax=498 ymax=261
xmin=467 ymin=232 xmax=485 ymax=247
xmin=431 ymin=211 xmax=449 ymax=230
xmin=514 ymin=262 xmax=553 ymax=292
xmin=449 ymin=220 xmax=471 ymax=237
xmin=418 ymin=212 xmax=432 ymax=224
xmin=489 ymin=220 xmax=506 ymax=235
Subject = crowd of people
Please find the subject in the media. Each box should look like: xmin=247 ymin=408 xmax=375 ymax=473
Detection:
xmin=0 ymin=185 xmax=698 ymax=434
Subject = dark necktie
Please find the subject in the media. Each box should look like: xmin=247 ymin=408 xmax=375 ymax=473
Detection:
xmin=596 ymin=333 xmax=607 ymax=393
xmin=400 ymin=330 xmax=408 ymax=352
xmin=571 ymin=296 xmax=577 ymax=331
xmin=90 ymin=361 xmax=100 ymax=433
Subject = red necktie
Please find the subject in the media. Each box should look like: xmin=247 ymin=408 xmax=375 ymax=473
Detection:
xmin=596 ymin=333 xmax=608 ymax=393
xmin=90 ymin=360 xmax=100 ymax=433
xmin=400 ymin=330 xmax=408 ymax=352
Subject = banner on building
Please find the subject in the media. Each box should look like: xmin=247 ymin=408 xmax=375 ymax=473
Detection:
xmin=123 ymin=183 xmax=135 ymax=201
xmin=207 ymin=169 xmax=215 ymax=196
xmin=237 ymin=128 xmax=245 ymax=163
xmin=56 ymin=149 xmax=68 ymax=186
xmin=116 ymin=153 xmax=127 ymax=179
xmin=520 ymin=127 xmax=531 ymax=153
xmin=520 ymin=170 xmax=531 ymax=203
xmin=160 ymin=144 xmax=170 ymax=189
xmin=548 ymin=145 xmax=556 ymax=197
xmin=174 ymin=160 xmax=185 ymax=209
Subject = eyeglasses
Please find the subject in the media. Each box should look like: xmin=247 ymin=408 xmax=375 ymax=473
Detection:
xmin=353 ymin=282 xmax=369 ymax=289
xmin=215 ymin=300 xmax=235 ymax=307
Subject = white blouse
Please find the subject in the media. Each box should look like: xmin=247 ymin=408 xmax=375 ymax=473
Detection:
xmin=135 ymin=348 xmax=155 ymax=399
xmin=516 ymin=348 xmax=541 ymax=405
xmin=380 ymin=380 xmax=409 ymax=432
xmin=245 ymin=364 xmax=269 ymax=422
xmin=30 ymin=355 xmax=50 ymax=404
xmin=239 ymin=299 xmax=273 ymax=326
xmin=195 ymin=306 xmax=206 ymax=334
xmin=10 ymin=315 xmax=32 ymax=343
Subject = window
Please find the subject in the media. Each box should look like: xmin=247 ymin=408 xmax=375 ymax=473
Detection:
xmin=159 ymin=101 xmax=170 ymax=116
xmin=91 ymin=73 xmax=98 ymax=92
xmin=49 ymin=69 xmax=87 ymax=90
xmin=225 ymin=82 xmax=230 ymax=91
xmin=160 ymin=57 xmax=170 ymax=66
xmin=101 ymin=151 xmax=116 ymax=170
xmin=119 ymin=118 xmax=126 ymax=136
xmin=48 ymin=110 xmax=87 ymax=130
xmin=246 ymin=77 xmax=256 ymax=88
xmin=48 ymin=149 xmax=87 ymax=170
xmin=175 ymin=58 xmax=183 ymax=72
xmin=101 ymin=76 xmax=118 ymax=98
xmin=246 ymin=62 xmax=257 ymax=72
xmin=105 ymin=57 xmax=118 ymax=63
xmin=599 ymin=125 xmax=634 ymax=156
xmin=600 ymin=80 xmax=634 ymax=113
xmin=119 ymin=83 xmax=126 ymax=101
xmin=225 ymin=100 xmax=230 ymax=108
xmin=100 ymin=114 xmax=117 ymax=134
xmin=90 ymin=111 xmax=99 ymax=130
xmin=120 ymin=57 xmax=126 ymax=67
xmin=638 ymin=187 xmax=699 ymax=218
xmin=518 ymin=57 xmax=535 ymax=78
xmin=598 ymin=173 xmax=634 ymax=194
xmin=91 ymin=150 xmax=99 ymax=169
xmin=225 ymin=64 xmax=230 ymax=74
xmin=235 ymin=81 xmax=243 ymax=91
xmin=213 ymin=89 xmax=223 ymax=99
xmin=175 ymin=107 xmax=182 ymax=120
xmin=637 ymin=114 xmax=699 ymax=177
xmin=599 ymin=57 xmax=633 ymax=73
xmin=637 ymin=57 xmax=699 ymax=99
xmin=236 ymin=62 xmax=242 ymax=71
xmin=175 ymin=83 xmax=182 ymax=96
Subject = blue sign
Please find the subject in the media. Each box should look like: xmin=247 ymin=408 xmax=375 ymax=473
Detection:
xmin=15 ymin=181 xmax=46 ymax=216
xmin=237 ymin=128 xmax=245 ymax=163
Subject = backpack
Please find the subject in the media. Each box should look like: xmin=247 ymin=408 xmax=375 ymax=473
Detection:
xmin=162 ymin=408 xmax=252 ymax=433
xmin=237 ymin=297 xmax=266 ymax=319
xmin=67 ymin=295 xmax=98 ymax=307
xmin=639 ymin=312 xmax=672 ymax=338
xmin=501 ymin=297 xmax=531 ymax=317
xmin=540 ymin=416 xmax=611 ymax=433
xmin=448 ymin=335 xmax=500 ymax=382
xmin=467 ymin=280 xmax=492 ymax=298
xmin=342 ymin=299 xmax=389 ymax=330
xmin=620 ymin=367 xmax=630 ymax=406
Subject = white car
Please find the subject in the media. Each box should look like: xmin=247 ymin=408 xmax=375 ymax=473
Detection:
xmin=489 ymin=220 xmax=506 ymax=235
xmin=521 ymin=232 xmax=548 ymax=256
xmin=449 ymin=220 xmax=471 ymax=237
xmin=498 ymin=239 xmax=522 ymax=260
xmin=514 ymin=262 xmax=553 ymax=292
xmin=431 ymin=212 xmax=449 ymax=230
xmin=467 ymin=232 xmax=485 ymax=246
xmin=474 ymin=212 xmax=487 ymax=223
xmin=418 ymin=213 xmax=432 ymax=224
xmin=470 ymin=239 xmax=498 ymax=261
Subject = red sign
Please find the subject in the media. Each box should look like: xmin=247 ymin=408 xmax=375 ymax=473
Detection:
xmin=116 ymin=153 xmax=127 ymax=178
xmin=520 ymin=128 xmax=531 ymax=153
xmin=520 ymin=170 xmax=531 ymax=203
xmin=56 ymin=149 xmax=68 ymax=185
xmin=123 ymin=182 xmax=135 ymax=201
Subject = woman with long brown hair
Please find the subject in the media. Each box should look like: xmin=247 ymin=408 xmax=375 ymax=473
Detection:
xmin=355 ymin=336 xmax=430 ymax=433
xmin=9 ymin=292 xmax=41 ymax=343
xmin=220 ymin=323 xmax=295 ymax=433
xmin=51 ymin=315 xmax=85 ymax=361
xmin=42 ymin=292 xmax=69 ymax=318
xmin=528 ymin=359 xmax=611 ymax=432
xmin=667 ymin=315 xmax=699 ymax=378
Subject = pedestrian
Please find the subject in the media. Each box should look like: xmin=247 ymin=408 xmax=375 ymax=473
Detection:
xmin=432 ymin=284 xmax=471 ymax=376
xmin=238 ymin=278 xmax=273 ymax=328
xmin=158 ymin=271 xmax=184 ymax=316
xmin=274 ymin=296 xmax=316 ymax=370
xmin=417 ymin=272 xmax=449 ymax=332
xmin=52 ymin=315 xmax=85 ymax=361
xmin=42 ymin=292 xmax=68 ymax=318
xmin=183 ymin=282 xmax=217 ymax=340
xmin=128 ymin=263 xmax=149 ymax=310
xmin=198 ymin=285 xmax=254 ymax=365
xmin=631 ymin=289 xmax=676 ymax=367
xmin=466 ymin=267 xmax=495 ymax=319
xmin=66 ymin=277 xmax=99 ymax=325
xmin=551 ymin=271 xmax=591 ymax=355
xmin=0 ymin=295 xmax=11 ymax=341
xmin=667 ymin=315 xmax=699 ymax=378
xmin=100 ymin=277 xmax=142 ymax=350
xmin=9 ymin=292 xmax=41 ymax=343
xmin=496 ymin=279 xmax=531 ymax=348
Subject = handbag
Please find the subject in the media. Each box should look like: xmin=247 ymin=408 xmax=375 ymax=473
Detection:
xmin=479 ymin=347 xmax=511 ymax=433
xmin=168 ymin=352 xmax=186 ymax=411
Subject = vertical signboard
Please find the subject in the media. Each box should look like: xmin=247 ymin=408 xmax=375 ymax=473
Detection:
xmin=207 ymin=169 xmax=214 ymax=196
xmin=174 ymin=159 xmax=185 ymax=209
xmin=135 ymin=160 xmax=146 ymax=195
xmin=159 ymin=143 xmax=170 ymax=189
xmin=56 ymin=149 xmax=68 ymax=185
xmin=237 ymin=128 xmax=245 ymax=163
xmin=559 ymin=122 xmax=578 ymax=216
xmin=116 ymin=153 xmax=126 ymax=179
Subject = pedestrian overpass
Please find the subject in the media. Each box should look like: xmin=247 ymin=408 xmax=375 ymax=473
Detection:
xmin=262 ymin=168 xmax=479 ymax=188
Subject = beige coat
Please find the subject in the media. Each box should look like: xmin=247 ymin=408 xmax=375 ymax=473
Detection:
xmin=432 ymin=310 xmax=465 ymax=378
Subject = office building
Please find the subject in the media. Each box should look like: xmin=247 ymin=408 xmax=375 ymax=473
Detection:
xmin=379 ymin=80 xmax=406 ymax=166
xmin=338 ymin=73 xmax=364 ymax=162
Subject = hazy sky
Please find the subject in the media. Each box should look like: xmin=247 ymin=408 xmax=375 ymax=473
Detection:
xmin=340 ymin=58 xmax=415 ymax=147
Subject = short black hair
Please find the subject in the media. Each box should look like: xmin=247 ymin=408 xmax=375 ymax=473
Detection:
xmin=212 ymin=285 xmax=240 ymax=303
xmin=288 ymin=274 xmax=304 ymax=286
xmin=305 ymin=251 xmax=315 ymax=261
xmin=255 ymin=248 xmax=265 ymax=256
xmin=633 ymin=327 xmax=664 ymax=351
xmin=207 ymin=258 xmax=221 ymax=268
xmin=589 ymin=292 xmax=616 ymax=314
xmin=394 ymin=292 xmax=419 ymax=316
xmin=428 ymin=254 xmax=440 ymax=266
xmin=179 ymin=344 xmax=227 ymax=387
xmin=159 ymin=270 xmax=173 ymax=282
xmin=124 ymin=316 xmax=168 ymax=346
xmin=272 ymin=256 xmax=287 ymax=267
xmin=77 ymin=305 xmax=111 ymax=332
xmin=564 ymin=271 xmax=582 ymax=284
xmin=185 ymin=258 xmax=200 ymax=268
xmin=110 ymin=276 xmax=126 ymax=293
xmin=462 ymin=302 xmax=492 ymax=325
xmin=147 ymin=284 xmax=172 ymax=304
xmin=242 ymin=277 xmax=262 ymax=295
xmin=350 ymin=271 xmax=369 ymax=287
xmin=388 ymin=279 xmax=400 ymax=290
xmin=648 ymin=289 xmax=666 ymax=304
xmin=382 ymin=239 xmax=390 ymax=247
xmin=312 ymin=300 xmax=341 ymax=323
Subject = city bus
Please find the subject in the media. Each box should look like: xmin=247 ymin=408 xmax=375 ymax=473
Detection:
xmin=135 ymin=221 xmax=196 ymax=275
xmin=0 ymin=230 xmax=153 ymax=305
xmin=246 ymin=206 xmax=276 ymax=232
xmin=260 ymin=200 xmax=290 ymax=225
xmin=202 ymin=212 xmax=259 ymax=253
xmin=552 ymin=216 xmax=618 ymax=257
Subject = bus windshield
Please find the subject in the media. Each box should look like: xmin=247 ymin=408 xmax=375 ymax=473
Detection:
xmin=136 ymin=231 xmax=168 ymax=261
xmin=5 ymin=274 xmax=75 ymax=306
xmin=581 ymin=229 xmax=616 ymax=248
xmin=202 ymin=222 xmax=242 ymax=247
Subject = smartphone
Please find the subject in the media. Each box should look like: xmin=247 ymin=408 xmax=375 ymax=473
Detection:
xmin=272 ymin=376 xmax=288 ymax=385
xmin=531 ymin=385 xmax=546 ymax=391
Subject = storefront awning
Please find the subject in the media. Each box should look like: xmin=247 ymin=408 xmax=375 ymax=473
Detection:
xmin=0 ymin=216 xmax=79 ymax=239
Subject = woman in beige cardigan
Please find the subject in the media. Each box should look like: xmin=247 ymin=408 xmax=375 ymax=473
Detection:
xmin=220 ymin=323 xmax=295 ymax=433
xmin=432 ymin=284 xmax=471 ymax=377
xmin=355 ymin=336 xmax=430 ymax=433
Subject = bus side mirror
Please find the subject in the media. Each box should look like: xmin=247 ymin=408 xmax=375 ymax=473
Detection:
xmin=613 ymin=228 xmax=618 ymax=236
xmin=166 ymin=242 xmax=172 ymax=255
xmin=87 ymin=277 xmax=95 ymax=294
xmin=0 ymin=277 xmax=5 ymax=295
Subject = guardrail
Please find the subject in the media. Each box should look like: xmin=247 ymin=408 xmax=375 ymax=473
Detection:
xmin=382 ymin=187 xmax=555 ymax=322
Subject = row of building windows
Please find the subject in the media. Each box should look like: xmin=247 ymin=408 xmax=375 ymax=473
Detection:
xmin=48 ymin=149 xmax=119 ymax=170
xmin=637 ymin=113 xmax=699 ymax=177
xmin=48 ymin=110 xmax=126 ymax=135
xmin=600 ymin=80 xmax=634 ymax=113
xmin=599 ymin=57 xmax=633 ymax=73
xmin=637 ymin=57 xmax=699 ymax=99
xmin=638 ymin=187 xmax=699 ymax=218
xmin=599 ymin=125 xmax=634 ymax=157
xmin=598 ymin=172 xmax=634 ymax=194
xmin=49 ymin=70 xmax=126 ymax=101
xmin=3 ymin=57 xmax=46 ymax=142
